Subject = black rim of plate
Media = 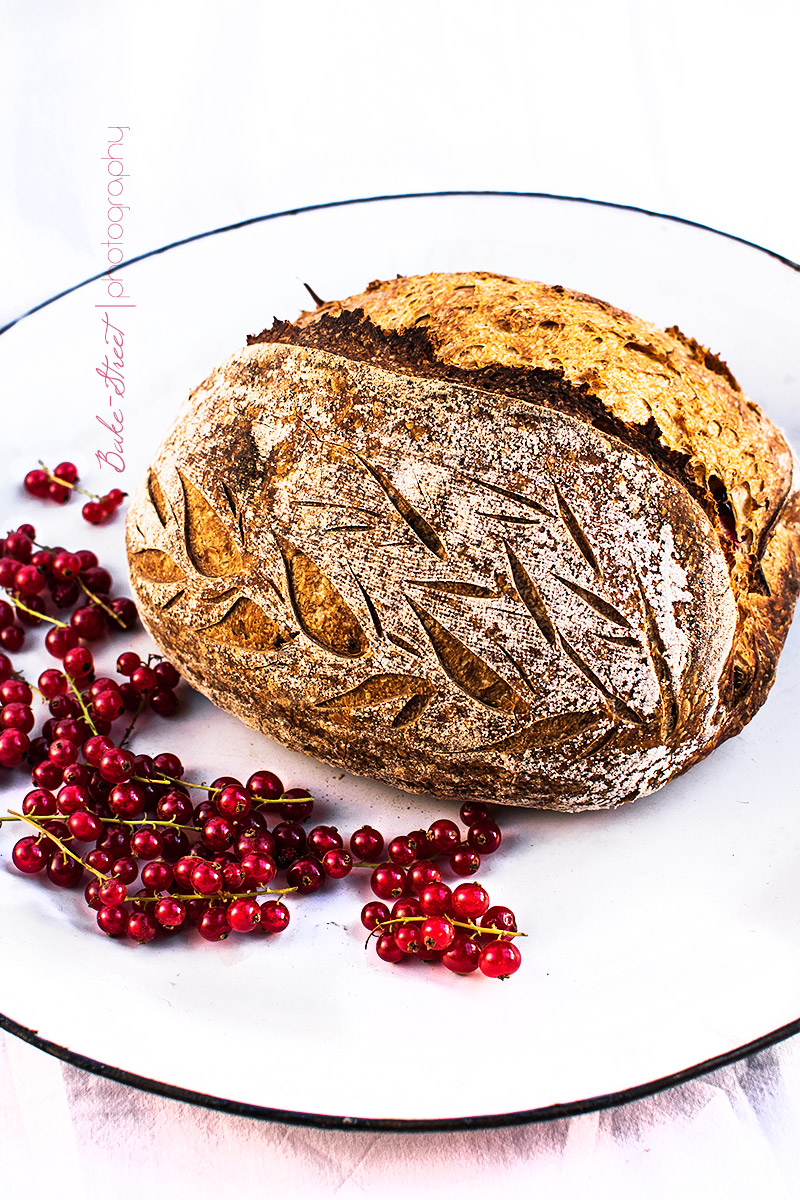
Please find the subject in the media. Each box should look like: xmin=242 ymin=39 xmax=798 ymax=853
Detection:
xmin=1 ymin=190 xmax=798 ymax=1132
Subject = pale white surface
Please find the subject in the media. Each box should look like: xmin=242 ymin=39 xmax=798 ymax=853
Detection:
xmin=2 ymin=2 xmax=800 ymax=1195
xmin=1 ymin=195 xmax=800 ymax=1125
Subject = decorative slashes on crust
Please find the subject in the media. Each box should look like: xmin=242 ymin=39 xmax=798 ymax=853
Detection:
xmin=126 ymin=273 xmax=800 ymax=810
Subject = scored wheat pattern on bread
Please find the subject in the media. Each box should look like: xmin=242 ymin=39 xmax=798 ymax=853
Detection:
xmin=126 ymin=273 xmax=800 ymax=810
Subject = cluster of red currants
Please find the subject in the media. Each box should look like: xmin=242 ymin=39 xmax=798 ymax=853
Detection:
xmin=1 ymin=497 xmax=524 ymax=977
xmin=23 ymin=461 xmax=126 ymax=525
xmin=356 ymin=805 xmax=523 ymax=979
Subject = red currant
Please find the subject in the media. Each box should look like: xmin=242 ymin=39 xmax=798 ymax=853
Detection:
xmin=478 ymin=940 xmax=521 ymax=979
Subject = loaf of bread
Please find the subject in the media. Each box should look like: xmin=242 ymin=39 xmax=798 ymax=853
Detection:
xmin=125 ymin=273 xmax=800 ymax=810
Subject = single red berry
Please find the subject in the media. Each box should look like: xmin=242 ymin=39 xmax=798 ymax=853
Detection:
xmin=0 ymin=727 xmax=29 ymax=766
xmin=360 ymin=901 xmax=390 ymax=930
xmin=370 ymin=863 xmax=407 ymax=900
xmin=154 ymin=897 xmax=186 ymax=928
xmin=202 ymin=815 xmax=235 ymax=851
xmin=259 ymin=900 xmax=290 ymax=935
xmin=12 ymin=836 xmax=48 ymax=874
xmin=22 ymin=788 xmax=57 ymax=816
xmin=0 ymin=653 xmax=12 ymax=683
xmin=0 ymin=625 xmax=25 ymax=652
xmin=76 ymin=550 xmax=98 ymax=571
xmin=157 ymin=789 xmax=193 ymax=824
xmin=279 ymin=787 xmax=314 ymax=821
xmin=149 ymin=688 xmax=178 ymax=717
xmin=191 ymin=861 xmax=224 ymax=895
xmin=197 ymin=906 xmax=231 ymax=941
xmin=246 ymin=769 xmax=283 ymax=802
xmin=459 ymin=801 xmax=490 ymax=826
xmin=153 ymin=751 xmax=183 ymax=778
xmin=97 ymin=905 xmax=128 ymax=937
xmin=227 ymin=898 xmax=261 ymax=933
xmin=127 ymin=912 xmax=158 ymax=944
xmin=106 ymin=487 xmax=126 ymax=507
xmin=387 ymin=835 xmax=416 ymax=866
xmin=349 ymin=825 xmax=385 ymax=861
xmin=443 ymin=935 xmax=481 ymax=974
xmin=467 ymin=819 xmax=502 ymax=854
xmin=53 ymin=461 xmax=79 ymax=484
xmin=395 ymin=923 xmax=422 ymax=955
xmin=480 ymin=906 xmax=517 ymax=940
xmin=131 ymin=828 xmax=164 ymax=860
xmin=307 ymin=825 xmax=342 ymax=857
xmin=272 ymin=821 xmax=307 ymax=867
xmin=427 ymin=818 xmax=461 ymax=855
xmin=108 ymin=782 xmax=147 ymax=817
xmin=0 ymin=600 xmax=13 ymax=629
xmin=82 ymin=734 xmax=114 ymax=765
xmin=407 ymin=860 xmax=443 ymax=895
xmin=92 ymin=689 xmax=124 ymax=721
xmin=452 ymin=882 xmax=490 ymax=921
xmin=130 ymin=664 xmax=157 ymax=694
xmin=375 ymin=933 xmax=404 ymax=964
xmin=141 ymin=859 xmax=173 ymax=891
xmin=115 ymin=651 xmax=141 ymax=677
xmin=48 ymin=738 xmax=80 ymax=767
xmin=321 ymin=847 xmax=352 ymax=878
xmin=421 ymin=915 xmax=455 ymax=951
xmin=32 ymin=759 xmax=62 ymax=789
xmin=239 ymin=851 xmax=277 ymax=886
xmin=111 ymin=856 xmax=139 ymax=885
xmin=1 ymin=702 xmax=35 ymax=734
xmin=48 ymin=481 xmax=71 ymax=503
xmin=70 ymin=605 xmax=106 ymax=640
xmin=286 ymin=857 xmax=325 ymax=894
xmin=478 ymin=939 xmax=521 ymax=979
xmin=152 ymin=660 xmax=180 ymax=689
xmin=52 ymin=552 xmax=82 ymax=581
xmin=5 ymin=533 xmax=32 ymax=562
xmin=216 ymin=784 xmax=251 ymax=819
xmin=98 ymin=878 xmax=128 ymax=906
xmin=82 ymin=501 xmax=104 ymax=525
xmin=450 ymin=847 xmax=481 ymax=877
xmin=14 ymin=564 xmax=45 ymax=596
xmin=419 ymin=881 xmax=453 ymax=917
xmin=47 ymin=853 xmax=84 ymax=888
xmin=108 ymin=597 xmax=137 ymax=630
xmin=68 ymin=810 xmax=102 ymax=841
xmin=63 ymin=646 xmax=94 ymax=681
xmin=51 ymin=581 xmax=80 ymax=608
xmin=38 ymin=668 xmax=68 ymax=699
xmin=24 ymin=468 xmax=50 ymax=498
xmin=86 ymin=849 xmax=113 ymax=874
xmin=99 ymin=747 xmax=135 ymax=783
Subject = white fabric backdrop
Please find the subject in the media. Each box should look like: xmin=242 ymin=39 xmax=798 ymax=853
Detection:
xmin=2 ymin=1 xmax=799 ymax=1195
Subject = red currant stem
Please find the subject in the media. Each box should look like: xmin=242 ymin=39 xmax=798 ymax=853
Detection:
xmin=1 ymin=813 xmax=196 ymax=832
xmin=6 ymin=810 xmax=110 ymax=882
xmin=130 ymin=772 xmax=217 ymax=794
xmin=365 ymin=916 xmax=527 ymax=947
xmin=77 ymin=580 xmax=127 ymax=628
xmin=38 ymin=462 xmax=98 ymax=501
xmin=66 ymin=675 xmax=98 ymax=736
xmin=137 ymin=885 xmax=296 ymax=904
xmin=118 ymin=697 xmax=146 ymax=749
xmin=1 ymin=590 xmax=68 ymax=628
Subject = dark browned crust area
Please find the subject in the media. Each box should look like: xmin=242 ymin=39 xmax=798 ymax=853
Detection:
xmin=249 ymin=309 xmax=703 ymax=510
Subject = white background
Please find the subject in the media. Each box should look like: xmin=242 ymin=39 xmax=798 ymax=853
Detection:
xmin=1 ymin=1 xmax=799 ymax=1196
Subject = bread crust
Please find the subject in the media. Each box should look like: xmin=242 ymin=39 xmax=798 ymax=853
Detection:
xmin=126 ymin=273 xmax=800 ymax=810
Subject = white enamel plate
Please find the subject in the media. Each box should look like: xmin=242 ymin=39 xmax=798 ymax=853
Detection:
xmin=1 ymin=194 xmax=798 ymax=1129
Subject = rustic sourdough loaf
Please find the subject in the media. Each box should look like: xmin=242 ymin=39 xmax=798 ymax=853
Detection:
xmin=126 ymin=272 xmax=800 ymax=810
